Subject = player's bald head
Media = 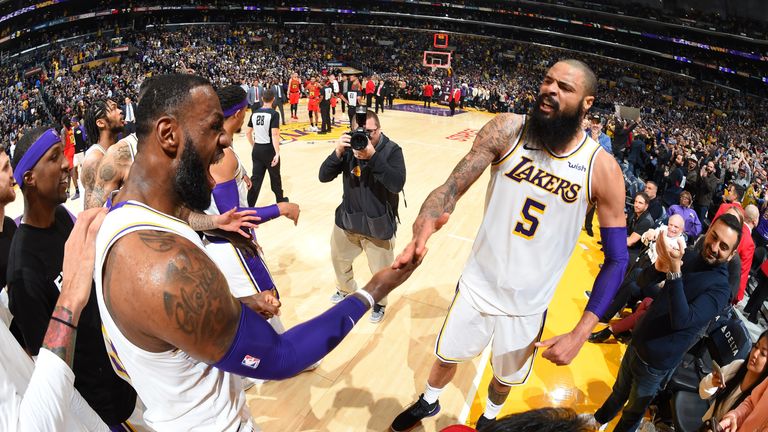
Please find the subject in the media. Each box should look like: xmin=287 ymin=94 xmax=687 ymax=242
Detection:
xmin=557 ymin=59 xmax=597 ymax=97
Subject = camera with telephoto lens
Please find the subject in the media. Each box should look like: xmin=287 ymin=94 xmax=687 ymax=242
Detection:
xmin=349 ymin=106 xmax=370 ymax=151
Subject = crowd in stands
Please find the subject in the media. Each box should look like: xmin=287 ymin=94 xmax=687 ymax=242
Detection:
xmin=1 ymin=24 xmax=766 ymax=152
xmin=1 ymin=17 xmax=767 ymax=432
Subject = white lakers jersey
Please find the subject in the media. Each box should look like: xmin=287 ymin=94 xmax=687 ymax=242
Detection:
xmin=459 ymin=116 xmax=602 ymax=316
xmin=94 ymin=201 xmax=254 ymax=431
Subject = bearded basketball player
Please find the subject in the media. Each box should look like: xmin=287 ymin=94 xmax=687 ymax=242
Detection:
xmin=390 ymin=59 xmax=629 ymax=431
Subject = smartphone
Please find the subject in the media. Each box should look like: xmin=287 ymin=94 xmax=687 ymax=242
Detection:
xmin=709 ymin=417 xmax=724 ymax=432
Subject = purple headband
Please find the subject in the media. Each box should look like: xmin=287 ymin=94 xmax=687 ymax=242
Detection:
xmin=222 ymin=97 xmax=248 ymax=118
xmin=14 ymin=128 xmax=61 ymax=188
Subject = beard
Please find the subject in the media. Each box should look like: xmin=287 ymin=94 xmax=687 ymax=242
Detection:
xmin=528 ymin=93 xmax=586 ymax=154
xmin=173 ymin=136 xmax=212 ymax=211
xmin=110 ymin=120 xmax=125 ymax=136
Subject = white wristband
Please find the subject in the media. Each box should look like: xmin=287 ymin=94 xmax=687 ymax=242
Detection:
xmin=354 ymin=289 xmax=375 ymax=308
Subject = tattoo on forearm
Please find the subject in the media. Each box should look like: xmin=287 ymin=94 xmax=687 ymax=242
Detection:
xmin=82 ymin=164 xmax=96 ymax=191
xmin=42 ymin=306 xmax=78 ymax=367
xmin=187 ymin=212 xmax=218 ymax=231
xmin=84 ymin=184 xmax=106 ymax=209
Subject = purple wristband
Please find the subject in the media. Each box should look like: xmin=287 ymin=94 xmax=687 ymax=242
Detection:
xmin=256 ymin=204 xmax=280 ymax=222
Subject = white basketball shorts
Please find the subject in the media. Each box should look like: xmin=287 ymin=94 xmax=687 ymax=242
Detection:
xmin=434 ymin=288 xmax=546 ymax=385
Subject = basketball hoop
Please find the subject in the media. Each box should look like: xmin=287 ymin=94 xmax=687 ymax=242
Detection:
xmin=431 ymin=66 xmax=437 ymax=73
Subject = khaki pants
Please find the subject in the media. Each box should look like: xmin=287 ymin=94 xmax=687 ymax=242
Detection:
xmin=331 ymin=224 xmax=394 ymax=306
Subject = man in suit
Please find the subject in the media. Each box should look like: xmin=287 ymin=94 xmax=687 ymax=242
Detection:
xmin=250 ymin=78 xmax=264 ymax=113
xmin=270 ymin=77 xmax=286 ymax=126
xmin=123 ymin=96 xmax=137 ymax=134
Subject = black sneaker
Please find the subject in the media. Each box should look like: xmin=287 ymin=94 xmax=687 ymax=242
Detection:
xmin=391 ymin=394 xmax=440 ymax=431
xmin=614 ymin=331 xmax=632 ymax=344
xmin=476 ymin=415 xmax=495 ymax=430
xmin=588 ymin=327 xmax=613 ymax=344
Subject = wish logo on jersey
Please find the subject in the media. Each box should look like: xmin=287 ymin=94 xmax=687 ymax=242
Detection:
xmin=505 ymin=156 xmax=582 ymax=203
xmin=241 ymin=355 xmax=261 ymax=369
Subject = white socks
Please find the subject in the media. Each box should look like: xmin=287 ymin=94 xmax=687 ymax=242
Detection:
xmin=483 ymin=399 xmax=504 ymax=419
xmin=422 ymin=383 xmax=444 ymax=404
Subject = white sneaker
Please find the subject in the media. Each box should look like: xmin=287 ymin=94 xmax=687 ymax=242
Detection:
xmin=370 ymin=304 xmax=386 ymax=323
xmin=577 ymin=414 xmax=607 ymax=431
xmin=330 ymin=290 xmax=347 ymax=304
xmin=242 ymin=376 xmax=266 ymax=391
xmin=303 ymin=359 xmax=321 ymax=372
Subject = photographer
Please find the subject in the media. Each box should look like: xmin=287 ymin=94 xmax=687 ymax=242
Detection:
xmin=319 ymin=109 xmax=405 ymax=323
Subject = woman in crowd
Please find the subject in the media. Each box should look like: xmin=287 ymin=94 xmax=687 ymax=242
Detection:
xmin=668 ymin=190 xmax=703 ymax=243
xmin=700 ymin=330 xmax=768 ymax=430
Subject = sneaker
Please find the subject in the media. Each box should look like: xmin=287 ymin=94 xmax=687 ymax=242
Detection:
xmin=614 ymin=331 xmax=632 ymax=344
xmin=577 ymin=413 xmax=607 ymax=431
xmin=370 ymin=304 xmax=385 ymax=323
xmin=476 ymin=414 xmax=495 ymax=430
xmin=330 ymin=290 xmax=347 ymax=304
xmin=390 ymin=394 xmax=441 ymax=431
xmin=303 ymin=359 xmax=321 ymax=372
xmin=71 ymin=191 xmax=80 ymax=200
xmin=242 ymin=376 xmax=266 ymax=391
xmin=588 ymin=327 xmax=613 ymax=344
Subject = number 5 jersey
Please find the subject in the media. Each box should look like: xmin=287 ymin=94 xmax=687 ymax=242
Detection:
xmin=459 ymin=115 xmax=603 ymax=316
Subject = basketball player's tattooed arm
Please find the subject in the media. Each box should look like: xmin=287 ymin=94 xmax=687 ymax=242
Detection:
xmin=104 ymin=230 xmax=265 ymax=362
xmin=178 ymin=206 xmax=259 ymax=238
xmin=80 ymin=158 xmax=98 ymax=208
xmin=394 ymin=114 xmax=522 ymax=268
xmin=43 ymin=208 xmax=107 ymax=366
xmin=536 ymin=150 xmax=627 ymax=366
xmin=84 ymin=142 xmax=132 ymax=209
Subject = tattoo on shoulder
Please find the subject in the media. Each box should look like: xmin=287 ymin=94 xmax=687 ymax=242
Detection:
xmin=475 ymin=113 xmax=519 ymax=156
xmin=100 ymin=163 xmax=116 ymax=182
xmin=116 ymin=143 xmax=132 ymax=162
xmin=138 ymin=231 xmax=177 ymax=252
xmin=158 ymin=240 xmax=233 ymax=348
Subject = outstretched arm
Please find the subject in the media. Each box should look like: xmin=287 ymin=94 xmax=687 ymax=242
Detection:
xmin=393 ymin=113 xmax=521 ymax=268
xmin=103 ymin=230 xmax=419 ymax=379
xmin=537 ymin=150 xmax=628 ymax=365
